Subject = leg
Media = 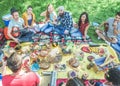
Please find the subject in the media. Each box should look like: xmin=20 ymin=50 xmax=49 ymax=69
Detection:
xmin=96 ymin=29 xmax=106 ymax=41
xmin=54 ymin=25 xmax=65 ymax=37
xmin=40 ymin=23 xmax=49 ymax=32
xmin=44 ymin=27 xmax=53 ymax=33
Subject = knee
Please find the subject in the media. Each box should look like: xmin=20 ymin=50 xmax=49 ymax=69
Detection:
xmin=95 ymin=29 xmax=100 ymax=34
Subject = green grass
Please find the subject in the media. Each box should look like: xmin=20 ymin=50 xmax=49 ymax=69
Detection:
xmin=0 ymin=0 xmax=120 ymax=43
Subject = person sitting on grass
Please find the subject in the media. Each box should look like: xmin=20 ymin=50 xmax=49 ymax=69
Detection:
xmin=40 ymin=4 xmax=57 ymax=34
xmin=22 ymin=5 xmax=36 ymax=32
xmin=54 ymin=6 xmax=73 ymax=37
xmin=8 ymin=8 xmax=24 ymax=43
xmin=8 ymin=7 xmax=34 ymax=43
xmin=78 ymin=12 xmax=90 ymax=42
xmin=2 ymin=52 xmax=40 ymax=86
xmin=96 ymin=12 xmax=120 ymax=45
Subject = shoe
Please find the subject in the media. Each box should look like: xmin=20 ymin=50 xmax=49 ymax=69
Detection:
xmin=97 ymin=37 xmax=101 ymax=40
xmin=105 ymin=41 xmax=110 ymax=45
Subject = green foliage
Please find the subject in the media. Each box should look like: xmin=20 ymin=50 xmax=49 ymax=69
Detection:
xmin=0 ymin=0 xmax=120 ymax=43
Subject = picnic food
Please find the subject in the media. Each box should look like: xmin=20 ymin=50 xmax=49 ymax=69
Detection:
xmin=69 ymin=57 xmax=80 ymax=68
xmin=40 ymin=60 xmax=50 ymax=70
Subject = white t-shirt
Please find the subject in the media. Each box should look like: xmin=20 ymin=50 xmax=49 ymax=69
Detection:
xmin=106 ymin=17 xmax=120 ymax=38
xmin=8 ymin=17 xmax=24 ymax=30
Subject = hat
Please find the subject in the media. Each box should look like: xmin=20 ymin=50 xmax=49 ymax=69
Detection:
xmin=58 ymin=6 xmax=64 ymax=11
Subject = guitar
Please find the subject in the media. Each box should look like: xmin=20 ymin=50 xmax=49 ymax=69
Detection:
xmin=4 ymin=27 xmax=20 ymax=39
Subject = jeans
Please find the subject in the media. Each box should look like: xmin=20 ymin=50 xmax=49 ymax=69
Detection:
xmin=70 ymin=27 xmax=82 ymax=37
xmin=111 ymin=34 xmax=120 ymax=52
xmin=41 ymin=23 xmax=53 ymax=34
xmin=54 ymin=25 xmax=68 ymax=37
xmin=18 ymin=29 xmax=34 ymax=42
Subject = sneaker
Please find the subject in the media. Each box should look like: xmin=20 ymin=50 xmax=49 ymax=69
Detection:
xmin=97 ymin=37 xmax=101 ymax=40
xmin=105 ymin=40 xmax=110 ymax=45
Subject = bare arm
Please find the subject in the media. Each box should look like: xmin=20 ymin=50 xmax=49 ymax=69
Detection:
xmin=113 ymin=21 xmax=120 ymax=35
xmin=100 ymin=58 xmax=114 ymax=67
xmin=84 ymin=24 xmax=90 ymax=37
xmin=40 ymin=11 xmax=46 ymax=16
xmin=97 ymin=21 xmax=107 ymax=29
xmin=8 ymin=27 xmax=19 ymax=43
xmin=100 ymin=54 xmax=115 ymax=67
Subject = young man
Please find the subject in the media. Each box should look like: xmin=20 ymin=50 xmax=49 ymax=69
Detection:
xmin=96 ymin=12 xmax=120 ymax=44
xmin=8 ymin=8 xmax=34 ymax=43
xmin=2 ymin=52 xmax=40 ymax=86
xmin=55 ymin=6 xmax=73 ymax=37
xmin=8 ymin=8 xmax=24 ymax=43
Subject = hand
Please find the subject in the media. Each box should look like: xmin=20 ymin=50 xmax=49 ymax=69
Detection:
xmin=95 ymin=26 xmax=99 ymax=29
xmin=14 ymin=38 xmax=19 ymax=44
xmin=64 ymin=30 xmax=69 ymax=34
xmin=73 ymin=23 xmax=78 ymax=28
xmin=46 ymin=20 xmax=50 ymax=23
xmin=113 ymin=21 xmax=118 ymax=26
xmin=22 ymin=57 xmax=31 ymax=72
xmin=52 ymin=21 xmax=57 ymax=25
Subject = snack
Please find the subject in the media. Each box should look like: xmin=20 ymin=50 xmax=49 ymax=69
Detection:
xmin=81 ymin=46 xmax=90 ymax=53
xmin=68 ymin=70 xmax=77 ymax=78
xmin=87 ymin=55 xmax=95 ymax=62
xmin=40 ymin=60 xmax=50 ymax=70
xmin=69 ymin=57 xmax=80 ymax=68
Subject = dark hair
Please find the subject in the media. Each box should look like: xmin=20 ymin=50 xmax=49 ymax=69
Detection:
xmin=78 ymin=12 xmax=89 ymax=28
xmin=105 ymin=68 xmax=120 ymax=85
xmin=10 ymin=7 xmax=18 ymax=15
xmin=116 ymin=12 xmax=120 ymax=16
xmin=66 ymin=77 xmax=84 ymax=86
xmin=27 ymin=5 xmax=32 ymax=9
xmin=7 ymin=52 xmax=22 ymax=73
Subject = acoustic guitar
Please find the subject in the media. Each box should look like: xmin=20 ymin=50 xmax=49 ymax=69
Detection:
xmin=4 ymin=27 xmax=20 ymax=39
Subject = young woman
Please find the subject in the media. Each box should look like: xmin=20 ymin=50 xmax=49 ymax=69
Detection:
xmin=78 ymin=12 xmax=90 ymax=41
xmin=22 ymin=5 xmax=36 ymax=28
xmin=40 ymin=4 xmax=57 ymax=34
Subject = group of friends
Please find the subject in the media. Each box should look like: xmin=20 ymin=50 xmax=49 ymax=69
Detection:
xmin=7 ymin=4 xmax=90 ymax=43
xmin=7 ymin=4 xmax=120 ymax=47
xmin=1 ymin=3 xmax=120 ymax=86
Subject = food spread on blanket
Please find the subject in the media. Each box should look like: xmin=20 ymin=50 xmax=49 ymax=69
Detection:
xmin=1 ymin=41 xmax=120 ymax=80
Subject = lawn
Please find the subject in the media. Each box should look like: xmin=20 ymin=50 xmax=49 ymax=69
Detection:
xmin=0 ymin=0 xmax=120 ymax=43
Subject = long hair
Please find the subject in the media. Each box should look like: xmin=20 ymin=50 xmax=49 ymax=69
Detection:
xmin=78 ymin=12 xmax=89 ymax=28
xmin=46 ymin=4 xmax=53 ymax=21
